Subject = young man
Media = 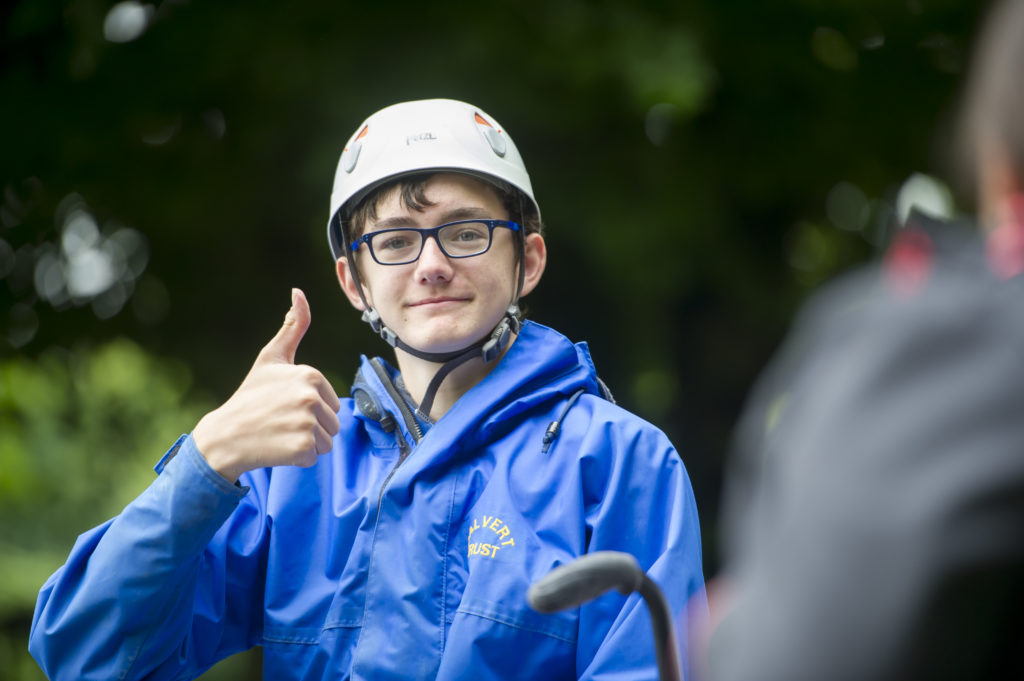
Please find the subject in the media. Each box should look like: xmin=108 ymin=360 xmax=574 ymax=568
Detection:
xmin=30 ymin=99 xmax=706 ymax=680
xmin=710 ymin=2 xmax=1024 ymax=679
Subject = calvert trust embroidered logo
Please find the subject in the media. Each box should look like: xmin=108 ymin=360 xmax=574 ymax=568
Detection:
xmin=468 ymin=514 xmax=516 ymax=559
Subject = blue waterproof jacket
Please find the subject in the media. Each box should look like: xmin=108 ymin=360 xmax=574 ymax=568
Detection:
xmin=30 ymin=322 xmax=706 ymax=680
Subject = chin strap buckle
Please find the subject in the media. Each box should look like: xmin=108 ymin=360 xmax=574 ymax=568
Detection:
xmin=481 ymin=306 xmax=521 ymax=363
xmin=506 ymin=304 xmax=522 ymax=334
xmin=361 ymin=308 xmax=382 ymax=333
xmin=362 ymin=308 xmax=399 ymax=348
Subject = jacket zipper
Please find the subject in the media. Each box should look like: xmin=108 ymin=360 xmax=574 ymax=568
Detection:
xmin=370 ymin=358 xmax=424 ymax=514
xmin=370 ymin=358 xmax=423 ymax=442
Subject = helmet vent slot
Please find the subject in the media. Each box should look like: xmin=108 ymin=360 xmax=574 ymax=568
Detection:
xmin=475 ymin=112 xmax=507 ymax=157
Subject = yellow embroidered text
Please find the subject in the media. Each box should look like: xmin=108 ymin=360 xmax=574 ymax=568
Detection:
xmin=467 ymin=515 xmax=516 ymax=559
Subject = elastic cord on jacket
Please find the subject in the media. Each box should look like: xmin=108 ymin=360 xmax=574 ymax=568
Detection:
xmin=541 ymin=389 xmax=586 ymax=454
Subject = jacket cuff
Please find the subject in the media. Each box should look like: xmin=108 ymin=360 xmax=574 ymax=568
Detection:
xmin=154 ymin=434 xmax=249 ymax=498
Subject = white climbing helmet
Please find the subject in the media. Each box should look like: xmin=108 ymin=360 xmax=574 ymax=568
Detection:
xmin=327 ymin=98 xmax=539 ymax=260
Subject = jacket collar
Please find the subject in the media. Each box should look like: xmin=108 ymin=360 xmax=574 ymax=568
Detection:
xmin=352 ymin=321 xmax=603 ymax=453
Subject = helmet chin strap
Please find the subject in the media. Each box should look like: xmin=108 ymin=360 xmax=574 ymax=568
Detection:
xmin=339 ymin=215 xmax=527 ymax=420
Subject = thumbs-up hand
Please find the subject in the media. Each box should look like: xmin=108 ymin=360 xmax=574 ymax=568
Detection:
xmin=193 ymin=289 xmax=342 ymax=483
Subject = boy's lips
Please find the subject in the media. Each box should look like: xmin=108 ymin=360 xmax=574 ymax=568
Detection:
xmin=409 ymin=296 xmax=469 ymax=307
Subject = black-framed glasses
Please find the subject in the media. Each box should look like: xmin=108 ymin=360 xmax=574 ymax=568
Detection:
xmin=351 ymin=219 xmax=520 ymax=265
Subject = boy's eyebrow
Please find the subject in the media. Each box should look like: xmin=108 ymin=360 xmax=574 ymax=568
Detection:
xmin=370 ymin=206 xmax=496 ymax=230
xmin=439 ymin=206 xmax=494 ymax=222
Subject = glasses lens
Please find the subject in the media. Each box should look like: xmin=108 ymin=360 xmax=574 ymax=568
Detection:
xmin=439 ymin=221 xmax=492 ymax=257
xmin=370 ymin=230 xmax=422 ymax=264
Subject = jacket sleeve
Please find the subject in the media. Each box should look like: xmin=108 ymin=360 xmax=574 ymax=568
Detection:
xmin=574 ymin=404 xmax=708 ymax=681
xmin=29 ymin=434 xmax=270 ymax=681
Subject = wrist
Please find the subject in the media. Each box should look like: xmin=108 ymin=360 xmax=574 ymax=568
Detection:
xmin=193 ymin=411 xmax=246 ymax=483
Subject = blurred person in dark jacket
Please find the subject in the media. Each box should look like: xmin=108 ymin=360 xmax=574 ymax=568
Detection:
xmin=710 ymin=1 xmax=1024 ymax=679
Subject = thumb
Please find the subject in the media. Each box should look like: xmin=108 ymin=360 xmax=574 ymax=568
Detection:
xmin=258 ymin=288 xmax=311 ymax=365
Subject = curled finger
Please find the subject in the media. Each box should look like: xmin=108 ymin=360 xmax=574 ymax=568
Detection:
xmin=312 ymin=398 xmax=342 ymax=437
xmin=313 ymin=422 xmax=335 ymax=457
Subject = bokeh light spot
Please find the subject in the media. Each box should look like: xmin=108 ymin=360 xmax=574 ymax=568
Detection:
xmin=786 ymin=220 xmax=840 ymax=284
xmin=862 ymin=34 xmax=885 ymax=50
xmin=8 ymin=303 xmax=39 ymax=348
xmin=645 ymin=103 xmax=679 ymax=147
xmin=61 ymin=210 xmax=100 ymax=256
xmin=66 ymin=247 xmax=116 ymax=299
xmin=811 ymin=27 xmax=858 ymax=72
xmin=33 ymin=248 xmax=67 ymax=304
xmin=140 ymin=114 xmax=181 ymax=146
xmin=0 ymin=238 xmax=15 ymax=278
xmin=92 ymin=282 xmax=130 ymax=319
xmin=202 ymin=108 xmax=227 ymax=140
xmin=28 ymin=194 xmax=153 ymax=318
xmin=826 ymin=181 xmax=870 ymax=233
xmin=108 ymin=228 xmax=149 ymax=277
xmin=103 ymin=1 xmax=154 ymax=44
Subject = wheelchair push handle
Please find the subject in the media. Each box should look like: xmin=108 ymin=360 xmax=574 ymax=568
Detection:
xmin=528 ymin=551 xmax=682 ymax=681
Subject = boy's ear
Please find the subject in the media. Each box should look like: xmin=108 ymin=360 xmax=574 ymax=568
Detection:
xmin=336 ymin=257 xmax=368 ymax=311
xmin=519 ymin=233 xmax=547 ymax=297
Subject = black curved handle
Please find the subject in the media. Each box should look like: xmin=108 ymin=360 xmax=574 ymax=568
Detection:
xmin=527 ymin=551 xmax=682 ymax=681
xmin=527 ymin=551 xmax=644 ymax=613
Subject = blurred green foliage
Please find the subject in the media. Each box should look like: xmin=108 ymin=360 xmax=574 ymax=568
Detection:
xmin=0 ymin=0 xmax=988 ymax=676
xmin=0 ymin=339 xmax=226 ymax=676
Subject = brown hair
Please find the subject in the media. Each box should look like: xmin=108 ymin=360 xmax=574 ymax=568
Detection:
xmin=345 ymin=172 xmax=543 ymax=244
